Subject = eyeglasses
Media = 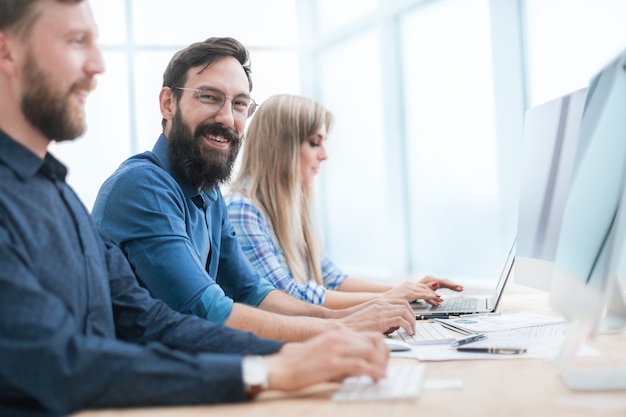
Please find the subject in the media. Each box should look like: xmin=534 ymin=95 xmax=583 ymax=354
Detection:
xmin=174 ymin=87 xmax=257 ymax=119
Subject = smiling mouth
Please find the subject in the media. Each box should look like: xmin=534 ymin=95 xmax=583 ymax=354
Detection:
xmin=204 ymin=134 xmax=229 ymax=145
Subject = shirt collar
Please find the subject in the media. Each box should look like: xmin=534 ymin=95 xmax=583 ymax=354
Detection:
xmin=0 ymin=130 xmax=68 ymax=182
xmin=151 ymin=134 xmax=219 ymax=208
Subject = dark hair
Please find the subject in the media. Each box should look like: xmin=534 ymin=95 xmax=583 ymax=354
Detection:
xmin=161 ymin=37 xmax=253 ymax=129
xmin=0 ymin=0 xmax=83 ymax=39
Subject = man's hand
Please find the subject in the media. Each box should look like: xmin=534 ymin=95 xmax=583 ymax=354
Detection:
xmin=264 ymin=330 xmax=389 ymax=392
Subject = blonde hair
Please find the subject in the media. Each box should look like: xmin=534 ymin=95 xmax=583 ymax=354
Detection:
xmin=230 ymin=94 xmax=333 ymax=285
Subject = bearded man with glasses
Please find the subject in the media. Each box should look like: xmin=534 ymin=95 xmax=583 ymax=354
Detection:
xmin=92 ymin=37 xmax=418 ymax=344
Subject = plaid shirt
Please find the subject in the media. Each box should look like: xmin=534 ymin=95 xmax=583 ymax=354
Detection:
xmin=226 ymin=191 xmax=347 ymax=305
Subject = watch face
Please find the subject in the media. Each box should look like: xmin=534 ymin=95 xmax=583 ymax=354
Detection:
xmin=243 ymin=356 xmax=269 ymax=392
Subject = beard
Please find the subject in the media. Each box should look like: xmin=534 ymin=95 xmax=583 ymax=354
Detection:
xmin=21 ymin=51 xmax=94 ymax=142
xmin=167 ymin=110 xmax=242 ymax=190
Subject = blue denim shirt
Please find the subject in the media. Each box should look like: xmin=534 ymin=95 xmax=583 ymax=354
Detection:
xmin=92 ymin=134 xmax=275 ymax=324
xmin=0 ymin=131 xmax=283 ymax=417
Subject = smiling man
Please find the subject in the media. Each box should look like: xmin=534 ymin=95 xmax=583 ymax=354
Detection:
xmin=92 ymin=37 xmax=418 ymax=342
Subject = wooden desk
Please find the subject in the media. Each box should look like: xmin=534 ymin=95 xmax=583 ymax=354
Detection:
xmin=73 ymin=287 xmax=626 ymax=417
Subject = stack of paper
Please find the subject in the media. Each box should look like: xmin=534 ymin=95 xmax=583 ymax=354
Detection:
xmin=399 ymin=313 xmax=598 ymax=361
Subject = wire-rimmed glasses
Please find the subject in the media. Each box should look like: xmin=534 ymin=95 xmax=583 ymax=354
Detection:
xmin=174 ymin=87 xmax=257 ymax=119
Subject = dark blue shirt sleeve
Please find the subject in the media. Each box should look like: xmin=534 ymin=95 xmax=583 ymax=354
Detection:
xmin=0 ymin=223 xmax=282 ymax=416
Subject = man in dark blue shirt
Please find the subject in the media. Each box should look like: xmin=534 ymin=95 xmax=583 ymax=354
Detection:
xmin=0 ymin=1 xmax=388 ymax=416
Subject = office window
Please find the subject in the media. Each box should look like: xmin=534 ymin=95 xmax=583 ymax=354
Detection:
xmin=317 ymin=0 xmax=378 ymax=34
xmin=523 ymin=0 xmax=626 ymax=106
xmin=90 ymin=0 xmax=127 ymax=44
xmin=131 ymin=0 xmax=298 ymax=47
xmin=133 ymin=51 xmax=175 ymax=153
xmin=311 ymin=0 xmax=522 ymax=283
xmin=317 ymin=30 xmax=390 ymax=276
xmin=401 ymin=0 xmax=510 ymax=278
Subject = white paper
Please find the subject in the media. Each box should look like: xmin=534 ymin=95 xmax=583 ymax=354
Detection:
xmin=409 ymin=323 xmax=599 ymax=361
xmin=435 ymin=312 xmax=565 ymax=333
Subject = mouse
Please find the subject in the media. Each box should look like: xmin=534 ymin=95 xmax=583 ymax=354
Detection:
xmin=383 ymin=338 xmax=412 ymax=352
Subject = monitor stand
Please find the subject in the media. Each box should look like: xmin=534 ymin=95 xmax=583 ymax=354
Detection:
xmin=560 ymin=368 xmax=626 ymax=391
xmin=556 ymin=300 xmax=626 ymax=391
xmin=597 ymin=278 xmax=626 ymax=334
xmin=560 ymin=279 xmax=626 ymax=391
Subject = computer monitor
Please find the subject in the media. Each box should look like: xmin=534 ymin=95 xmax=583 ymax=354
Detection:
xmin=548 ymin=47 xmax=626 ymax=391
xmin=516 ymin=88 xmax=587 ymax=292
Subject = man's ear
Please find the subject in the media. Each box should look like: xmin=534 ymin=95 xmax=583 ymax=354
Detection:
xmin=159 ymin=86 xmax=175 ymax=120
xmin=0 ymin=32 xmax=18 ymax=76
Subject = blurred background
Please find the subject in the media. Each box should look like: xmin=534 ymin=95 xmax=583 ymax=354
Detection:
xmin=51 ymin=0 xmax=626 ymax=287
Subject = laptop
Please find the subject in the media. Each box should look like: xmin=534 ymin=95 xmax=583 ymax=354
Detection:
xmin=411 ymin=239 xmax=516 ymax=319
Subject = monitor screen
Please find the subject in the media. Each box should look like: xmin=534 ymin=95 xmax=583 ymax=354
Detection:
xmin=516 ymin=88 xmax=587 ymax=291
xmin=548 ymin=49 xmax=626 ymax=327
xmin=547 ymin=47 xmax=626 ymax=390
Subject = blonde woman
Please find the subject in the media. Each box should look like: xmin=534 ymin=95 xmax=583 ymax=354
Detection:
xmin=226 ymin=94 xmax=462 ymax=309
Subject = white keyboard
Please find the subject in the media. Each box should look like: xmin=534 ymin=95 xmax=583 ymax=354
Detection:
xmin=332 ymin=365 xmax=427 ymax=402
xmin=387 ymin=322 xmax=455 ymax=345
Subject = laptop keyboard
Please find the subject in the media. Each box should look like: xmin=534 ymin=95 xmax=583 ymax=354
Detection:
xmin=387 ymin=322 xmax=455 ymax=345
xmin=332 ymin=365 xmax=427 ymax=402
xmin=429 ymin=297 xmax=481 ymax=313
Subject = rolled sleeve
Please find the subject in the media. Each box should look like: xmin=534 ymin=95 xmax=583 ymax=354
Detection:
xmin=321 ymin=254 xmax=348 ymax=290
xmin=191 ymin=286 xmax=234 ymax=324
xmin=213 ymin=199 xmax=275 ymax=308
xmin=226 ymin=193 xmax=331 ymax=305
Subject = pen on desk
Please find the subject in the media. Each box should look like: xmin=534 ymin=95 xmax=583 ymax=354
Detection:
xmin=456 ymin=347 xmax=527 ymax=355
xmin=458 ymin=312 xmax=501 ymax=317
xmin=450 ymin=333 xmax=487 ymax=347
xmin=434 ymin=320 xmax=474 ymax=335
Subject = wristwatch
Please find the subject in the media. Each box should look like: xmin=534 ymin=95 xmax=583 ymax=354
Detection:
xmin=242 ymin=355 xmax=269 ymax=397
